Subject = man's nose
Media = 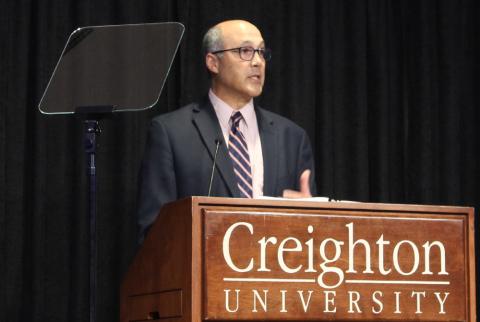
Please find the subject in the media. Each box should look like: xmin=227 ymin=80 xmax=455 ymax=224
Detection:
xmin=251 ymin=50 xmax=264 ymax=66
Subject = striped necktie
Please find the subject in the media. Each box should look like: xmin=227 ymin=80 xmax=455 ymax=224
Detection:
xmin=228 ymin=112 xmax=253 ymax=198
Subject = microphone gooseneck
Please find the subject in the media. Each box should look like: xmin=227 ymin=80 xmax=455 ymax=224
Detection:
xmin=208 ymin=139 xmax=222 ymax=197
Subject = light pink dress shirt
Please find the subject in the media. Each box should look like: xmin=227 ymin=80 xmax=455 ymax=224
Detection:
xmin=209 ymin=89 xmax=264 ymax=197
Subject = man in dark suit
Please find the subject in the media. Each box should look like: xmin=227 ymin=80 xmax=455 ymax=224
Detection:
xmin=137 ymin=20 xmax=316 ymax=241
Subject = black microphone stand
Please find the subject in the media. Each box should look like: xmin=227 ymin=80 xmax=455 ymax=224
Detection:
xmin=208 ymin=139 xmax=222 ymax=197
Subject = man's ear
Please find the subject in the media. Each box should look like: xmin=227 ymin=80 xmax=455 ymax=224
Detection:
xmin=205 ymin=53 xmax=220 ymax=75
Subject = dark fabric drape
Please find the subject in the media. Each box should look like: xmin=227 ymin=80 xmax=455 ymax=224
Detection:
xmin=1 ymin=0 xmax=479 ymax=321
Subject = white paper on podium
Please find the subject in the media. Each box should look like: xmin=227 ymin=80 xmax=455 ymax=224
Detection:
xmin=257 ymin=196 xmax=358 ymax=203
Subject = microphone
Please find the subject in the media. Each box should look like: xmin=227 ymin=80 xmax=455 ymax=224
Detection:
xmin=208 ymin=139 xmax=222 ymax=197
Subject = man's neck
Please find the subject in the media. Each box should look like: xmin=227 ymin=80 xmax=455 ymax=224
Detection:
xmin=210 ymin=87 xmax=251 ymax=110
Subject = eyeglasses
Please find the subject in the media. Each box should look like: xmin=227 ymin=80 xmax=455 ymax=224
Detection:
xmin=211 ymin=46 xmax=272 ymax=61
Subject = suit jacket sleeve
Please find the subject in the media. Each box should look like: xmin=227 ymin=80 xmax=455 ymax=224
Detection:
xmin=297 ymin=129 xmax=317 ymax=195
xmin=136 ymin=118 xmax=177 ymax=241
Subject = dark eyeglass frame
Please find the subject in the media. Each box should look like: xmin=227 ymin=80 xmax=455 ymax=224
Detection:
xmin=211 ymin=46 xmax=272 ymax=61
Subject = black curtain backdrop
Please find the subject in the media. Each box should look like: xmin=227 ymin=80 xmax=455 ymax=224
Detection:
xmin=1 ymin=0 xmax=479 ymax=321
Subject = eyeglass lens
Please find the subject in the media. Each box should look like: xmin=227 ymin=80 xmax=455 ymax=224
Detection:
xmin=239 ymin=47 xmax=271 ymax=61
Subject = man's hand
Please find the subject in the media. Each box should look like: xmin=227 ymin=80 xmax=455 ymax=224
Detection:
xmin=282 ymin=169 xmax=312 ymax=198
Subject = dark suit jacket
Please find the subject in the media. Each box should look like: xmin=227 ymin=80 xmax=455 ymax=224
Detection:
xmin=137 ymin=97 xmax=316 ymax=240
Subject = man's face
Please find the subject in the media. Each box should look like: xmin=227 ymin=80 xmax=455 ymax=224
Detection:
xmin=207 ymin=21 xmax=266 ymax=108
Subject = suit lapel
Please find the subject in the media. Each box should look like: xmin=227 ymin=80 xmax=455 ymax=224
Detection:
xmin=192 ymin=98 xmax=240 ymax=197
xmin=256 ymin=107 xmax=278 ymax=196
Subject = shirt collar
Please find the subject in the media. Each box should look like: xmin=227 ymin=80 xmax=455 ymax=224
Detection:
xmin=209 ymin=89 xmax=255 ymax=128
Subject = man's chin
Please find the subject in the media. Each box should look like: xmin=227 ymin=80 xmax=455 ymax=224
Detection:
xmin=248 ymin=86 xmax=263 ymax=98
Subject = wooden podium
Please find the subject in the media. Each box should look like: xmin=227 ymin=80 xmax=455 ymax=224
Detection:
xmin=120 ymin=197 xmax=476 ymax=321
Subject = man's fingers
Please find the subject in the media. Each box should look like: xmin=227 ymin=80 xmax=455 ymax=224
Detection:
xmin=282 ymin=169 xmax=312 ymax=198
xmin=282 ymin=189 xmax=305 ymax=198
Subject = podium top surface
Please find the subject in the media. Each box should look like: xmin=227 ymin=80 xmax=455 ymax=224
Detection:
xmin=176 ymin=196 xmax=474 ymax=214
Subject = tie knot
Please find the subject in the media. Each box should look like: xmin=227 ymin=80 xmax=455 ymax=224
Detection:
xmin=231 ymin=112 xmax=243 ymax=128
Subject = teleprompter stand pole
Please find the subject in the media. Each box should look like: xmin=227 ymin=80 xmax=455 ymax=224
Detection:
xmin=79 ymin=105 xmax=112 ymax=322
xmin=84 ymin=119 xmax=100 ymax=322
